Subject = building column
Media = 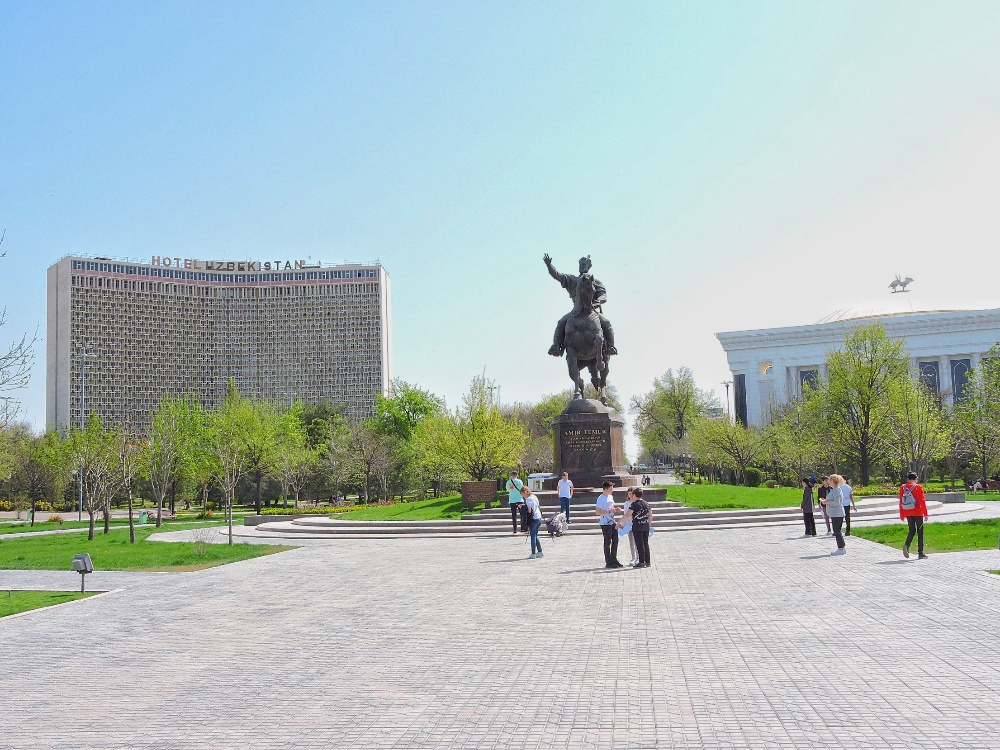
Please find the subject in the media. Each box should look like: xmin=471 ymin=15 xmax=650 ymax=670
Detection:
xmin=938 ymin=355 xmax=953 ymax=398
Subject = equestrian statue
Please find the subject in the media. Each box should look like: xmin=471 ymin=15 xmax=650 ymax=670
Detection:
xmin=543 ymin=253 xmax=617 ymax=404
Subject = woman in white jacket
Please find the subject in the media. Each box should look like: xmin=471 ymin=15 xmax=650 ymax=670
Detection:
xmin=826 ymin=474 xmax=847 ymax=556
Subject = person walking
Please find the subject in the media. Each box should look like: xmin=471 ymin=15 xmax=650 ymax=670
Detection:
xmin=520 ymin=485 xmax=544 ymax=559
xmin=817 ymin=476 xmax=832 ymax=535
xmin=506 ymin=471 xmax=525 ymax=534
xmin=596 ymin=481 xmax=622 ymax=568
xmin=621 ymin=487 xmax=652 ymax=567
xmin=826 ymin=474 xmax=847 ymax=555
xmin=842 ymin=476 xmax=858 ymax=535
xmin=899 ymin=472 xmax=929 ymax=559
xmin=801 ymin=478 xmax=817 ymax=537
xmin=557 ymin=471 xmax=574 ymax=524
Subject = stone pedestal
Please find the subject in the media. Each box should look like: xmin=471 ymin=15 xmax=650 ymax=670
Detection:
xmin=549 ymin=399 xmax=635 ymax=489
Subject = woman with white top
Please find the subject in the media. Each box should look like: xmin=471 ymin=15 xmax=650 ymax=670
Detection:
xmin=622 ymin=487 xmax=638 ymax=566
xmin=826 ymin=474 xmax=847 ymax=556
xmin=520 ymin=485 xmax=544 ymax=559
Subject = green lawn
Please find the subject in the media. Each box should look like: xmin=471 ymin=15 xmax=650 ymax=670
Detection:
xmin=0 ymin=512 xmax=254 ymax=536
xmin=0 ymin=590 xmax=96 ymax=618
xmin=0 ymin=524 xmax=294 ymax=572
xmin=663 ymin=483 xmax=804 ymax=510
xmin=338 ymin=495 xmax=487 ymax=521
xmin=853 ymin=518 xmax=1000 ymax=553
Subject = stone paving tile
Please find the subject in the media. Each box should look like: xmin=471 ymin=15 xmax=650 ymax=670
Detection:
xmin=2 ymin=527 xmax=1000 ymax=749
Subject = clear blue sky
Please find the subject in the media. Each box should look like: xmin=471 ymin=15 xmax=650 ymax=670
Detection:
xmin=3 ymin=1 xmax=1000 ymax=450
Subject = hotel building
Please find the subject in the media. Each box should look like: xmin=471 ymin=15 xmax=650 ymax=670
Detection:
xmin=716 ymin=308 xmax=1000 ymax=427
xmin=46 ymin=255 xmax=392 ymax=429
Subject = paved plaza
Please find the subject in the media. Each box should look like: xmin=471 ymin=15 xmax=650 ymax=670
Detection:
xmin=3 ymin=522 xmax=1000 ymax=749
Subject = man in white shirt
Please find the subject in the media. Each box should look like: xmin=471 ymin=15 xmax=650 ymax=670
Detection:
xmin=595 ymin=481 xmax=622 ymax=568
xmin=557 ymin=471 xmax=574 ymax=524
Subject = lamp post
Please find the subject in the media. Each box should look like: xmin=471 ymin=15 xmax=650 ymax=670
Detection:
xmin=722 ymin=380 xmax=733 ymax=419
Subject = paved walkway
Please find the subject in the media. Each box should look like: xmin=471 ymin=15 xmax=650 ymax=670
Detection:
xmin=2 ymin=523 xmax=1000 ymax=749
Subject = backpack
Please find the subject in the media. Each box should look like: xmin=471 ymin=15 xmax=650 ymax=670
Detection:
xmin=901 ymin=484 xmax=917 ymax=510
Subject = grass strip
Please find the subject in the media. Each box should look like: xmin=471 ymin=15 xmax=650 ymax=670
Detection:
xmin=853 ymin=518 xmax=1000 ymax=553
xmin=0 ymin=523 xmax=294 ymax=572
xmin=663 ymin=484 xmax=804 ymax=510
xmin=337 ymin=495 xmax=486 ymax=521
xmin=0 ymin=590 xmax=96 ymax=618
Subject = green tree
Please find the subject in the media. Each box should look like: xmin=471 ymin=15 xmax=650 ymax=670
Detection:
xmin=144 ymin=395 xmax=197 ymax=527
xmin=421 ymin=376 xmax=527 ymax=481
xmin=630 ymin=368 xmax=719 ymax=460
xmin=209 ymin=385 xmax=254 ymax=545
xmin=768 ymin=390 xmax=824 ymax=480
xmin=955 ymin=351 xmax=1000 ymax=482
xmin=689 ymin=416 xmax=769 ymax=486
xmin=115 ymin=423 xmax=143 ymax=543
xmin=372 ymin=380 xmax=443 ymax=442
xmin=274 ymin=407 xmax=316 ymax=508
xmin=881 ymin=376 xmax=946 ymax=481
xmin=9 ymin=429 xmax=66 ymax=527
xmin=240 ymin=398 xmax=284 ymax=514
xmin=824 ymin=324 xmax=908 ymax=485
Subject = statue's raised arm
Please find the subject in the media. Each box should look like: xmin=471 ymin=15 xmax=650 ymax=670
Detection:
xmin=543 ymin=253 xmax=564 ymax=284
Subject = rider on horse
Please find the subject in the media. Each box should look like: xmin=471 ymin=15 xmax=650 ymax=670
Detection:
xmin=543 ymin=254 xmax=617 ymax=358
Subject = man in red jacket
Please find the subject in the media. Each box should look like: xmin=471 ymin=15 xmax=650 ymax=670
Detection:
xmin=899 ymin=472 xmax=929 ymax=559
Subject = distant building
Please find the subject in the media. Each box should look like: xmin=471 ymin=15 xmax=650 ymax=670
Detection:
xmin=47 ymin=255 xmax=392 ymax=430
xmin=716 ymin=309 xmax=1000 ymax=427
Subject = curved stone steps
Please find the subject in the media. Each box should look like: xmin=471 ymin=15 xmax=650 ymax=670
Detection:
xmin=239 ymin=496 xmax=974 ymax=540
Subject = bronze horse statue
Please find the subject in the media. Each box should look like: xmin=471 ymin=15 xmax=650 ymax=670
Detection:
xmin=563 ymin=273 xmax=609 ymax=404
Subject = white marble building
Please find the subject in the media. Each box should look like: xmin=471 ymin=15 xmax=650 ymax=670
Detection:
xmin=716 ymin=308 xmax=1000 ymax=427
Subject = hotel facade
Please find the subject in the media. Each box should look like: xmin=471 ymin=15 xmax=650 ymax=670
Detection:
xmin=46 ymin=255 xmax=392 ymax=430
xmin=716 ymin=308 xmax=1000 ymax=427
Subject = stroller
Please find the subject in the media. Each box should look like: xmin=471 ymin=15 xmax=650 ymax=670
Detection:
xmin=546 ymin=511 xmax=568 ymax=539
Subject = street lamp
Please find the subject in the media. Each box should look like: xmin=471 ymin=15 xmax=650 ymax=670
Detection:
xmin=722 ymin=380 xmax=733 ymax=419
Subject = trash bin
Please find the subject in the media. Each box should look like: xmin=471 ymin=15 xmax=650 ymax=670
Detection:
xmin=139 ymin=511 xmax=148 ymax=524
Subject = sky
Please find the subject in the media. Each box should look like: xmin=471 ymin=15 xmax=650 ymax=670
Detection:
xmin=2 ymin=1 xmax=1000 ymax=455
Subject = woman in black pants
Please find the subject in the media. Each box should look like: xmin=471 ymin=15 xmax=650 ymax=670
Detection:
xmin=621 ymin=487 xmax=653 ymax=568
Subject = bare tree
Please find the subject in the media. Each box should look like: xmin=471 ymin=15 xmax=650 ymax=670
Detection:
xmin=0 ymin=231 xmax=37 ymax=395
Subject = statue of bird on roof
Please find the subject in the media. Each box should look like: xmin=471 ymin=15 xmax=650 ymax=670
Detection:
xmin=889 ymin=275 xmax=914 ymax=293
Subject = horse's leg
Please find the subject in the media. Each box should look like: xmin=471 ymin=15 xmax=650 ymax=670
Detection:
xmin=593 ymin=334 xmax=607 ymax=403
xmin=565 ymin=350 xmax=585 ymax=399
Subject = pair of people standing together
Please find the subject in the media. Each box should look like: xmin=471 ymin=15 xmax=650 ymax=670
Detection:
xmin=596 ymin=482 xmax=652 ymax=568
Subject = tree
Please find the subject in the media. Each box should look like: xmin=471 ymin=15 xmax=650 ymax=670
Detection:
xmin=144 ymin=395 xmax=195 ymax=527
xmin=65 ymin=414 xmax=118 ymax=540
xmin=768 ymin=390 xmax=824 ymax=480
xmin=940 ymin=408 xmax=973 ymax=489
xmin=115 ymin=424 xmax=143 ymax=543
xmin=824 ymin=324 xmax=908 ymax=485
xmin=0 ymin=231 xmax=37 ymax=397
xmin=9 ymin=429 xmax=65 ymax=527
xmin=209 ymin=386 xmax=253 ymax=545
xmin=240 ymin=398 xmax=283 ymax=513
xmin=880 ymin=376 xmax=946 ymax=481
xmin=347 ymin=422 xmax=395 ymax=503
xmin=689 ymin=417 xmax=769 ymax=485
xmin=323 ymin=414 xmax=354 ymax=502
xmin=421 ymin=376 xmax=527 ymax=481
xmin=274 ymin=407 xmax=314 ymax=508
xmin=955 ymin=351 xmax=1000 ymax=483
xmin=372 ymin=380 xmax=443 ymax=442
xmin=631 ymin=368 xmax=719 ymax=460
